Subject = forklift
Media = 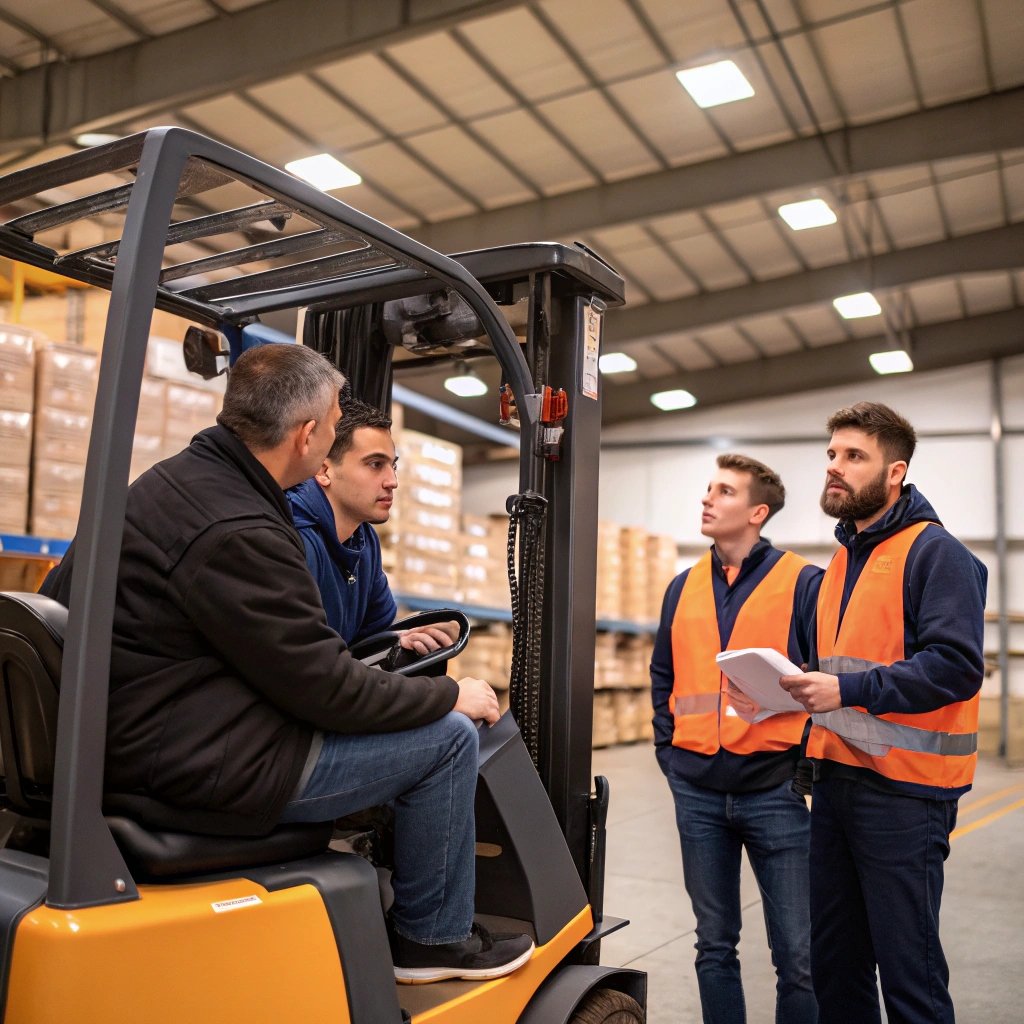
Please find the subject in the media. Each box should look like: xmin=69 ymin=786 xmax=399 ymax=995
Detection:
xmin=0 ymin=128 xmax=646 ymax=1022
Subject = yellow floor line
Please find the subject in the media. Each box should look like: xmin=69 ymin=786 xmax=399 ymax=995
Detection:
xmin=951 ymin=796 xmax=1024 ymax=841
xmin=956 ymin=782 xmax=1024 ymax=819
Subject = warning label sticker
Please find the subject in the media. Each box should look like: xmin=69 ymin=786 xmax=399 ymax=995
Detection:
xmin=211 ymin=895 xmax=263 ymax=914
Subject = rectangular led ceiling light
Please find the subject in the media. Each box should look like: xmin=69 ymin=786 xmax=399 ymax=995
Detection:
xmin=778 ymin=198 xmax=837 ymax=230
xmin=599 ymin=352 xmax=637 ymax=374
xmin=676 ymin=60 xmax=755 ymax=108
xmin=286 ymin=153 xmax=361 ymax=191
xmin=833 ymin=292 xmax=882 ymax=319
xmin=869 ymin=350 xmax=914 ymax=375
xmin=650 ymin=388 xmax=697 ymax=411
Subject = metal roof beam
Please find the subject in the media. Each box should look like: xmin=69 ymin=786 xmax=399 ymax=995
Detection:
xmin=603 ymin=307 xmax=1024 ymax=423
xmin=0 ymin=0 xmax=527 ymax=153
xmin=605 ymin=223 xmax=1024 ymax=344
xmin=410 ymin=87 xmax=1024 ymax=251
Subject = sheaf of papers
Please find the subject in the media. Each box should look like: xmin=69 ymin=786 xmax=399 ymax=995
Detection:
xmin=715 ymin=648 xmax=804 ymax=721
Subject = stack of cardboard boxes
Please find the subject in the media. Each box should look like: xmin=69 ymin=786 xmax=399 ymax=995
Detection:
xmin=161 ymin=382 xmax=222 ymax=463
xmin=0 ymin=326 xmax=36 ymax=535
xmin=459 ymin=513 xmax=510 ymax=610
xmin=595 ymin=521 xmax=624 ymax=620
xmin=31 ymin=345 xmax=100 ymax=538
xmin=446 ymin=622 xmax=512 ymax=713
xmin=385 ymin=428 xmax=463 ymax=600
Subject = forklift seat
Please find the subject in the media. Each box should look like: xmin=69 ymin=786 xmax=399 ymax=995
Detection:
xmin=0 ymin=592 xmax=330 ymax=880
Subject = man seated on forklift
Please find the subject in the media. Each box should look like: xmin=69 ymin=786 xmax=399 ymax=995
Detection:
xmin=40 ymin=342 xmax=534 ymax=984
xmin=286 ymin=397 xmax=458 ymax=654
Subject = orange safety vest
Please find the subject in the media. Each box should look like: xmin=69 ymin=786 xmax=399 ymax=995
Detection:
xmin=669 ymin=551 xmax=809 ymax=756
xmin=807 ymin=522 xmax=979 ymax=790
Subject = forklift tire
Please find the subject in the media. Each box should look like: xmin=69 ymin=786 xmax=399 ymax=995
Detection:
xmin=568 ymin=987 xmax=645 ymax=1023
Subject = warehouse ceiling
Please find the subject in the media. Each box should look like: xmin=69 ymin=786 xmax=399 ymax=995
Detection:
xmin=0 ymin=0 xmax=1021 ymax=433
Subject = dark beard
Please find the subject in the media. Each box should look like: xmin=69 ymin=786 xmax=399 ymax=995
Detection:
xmin=820 ymin=467 xmax=890 ymax=521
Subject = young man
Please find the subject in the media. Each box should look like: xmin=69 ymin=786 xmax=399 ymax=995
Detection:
xmin=651 ymin=454 xmax=821 ymax=1024
xmin=40 ymin=344 xmax=533 ymax=984
xmin=286 ymin=399 xmax=456 ymax=654
xmin=781 ymin=402 xmax=986 ymax=1024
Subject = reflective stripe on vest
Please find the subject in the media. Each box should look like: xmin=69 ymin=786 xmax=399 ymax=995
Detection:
xmin=669 ymin=551 xmax=809 ymax=756
xmin=807 ymin=521 xmax=979 ymax=789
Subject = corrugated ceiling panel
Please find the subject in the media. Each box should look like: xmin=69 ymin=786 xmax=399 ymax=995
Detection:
xmin=608 ymin=72 xmax=730 ymax=167
xmin=960 ymin=272 xmax=1015 ymax=317
xmin=638 ymin=0 xmax=746 ymax=58
xmin=937 ymin=168 xmax=1005 ymax=235
xmin=782 ymin=220 xmax=851 ymax=269
xmin=902 ymin=0 xmax=987 ymax=106
xmin=716 ymin=220 xmax=803 ymax=280
xmin=983 ymin=0 xmax=1024 ymax=89
xmin=534 ymin=90 xmax=661 ymax=181
xmin=842 ymin=313 xmax=886 ymax=339
xmin=666 ymin=232 xmax=748 ymax=290
xmin=837 ymin=196 xmax=894 ymax=255
xmin=341 ymin=141 xmax=475 ymax=221
xmin=652 ymin=332 xmax=718 ymax=372
xmin=626 ymin=337 xmax=692 ymax=376
xmin=315 ymin=54 xmax=445 ymax=135
xmin=870 ymin=184 xmax=946 ymax=249
xmin=127 ymin=0 xmax=213 ymax=36
xmin=403 ymin=126 xmax=536 ymax=209
xmin=385 ymin=31 xmax=514 ymax=120
xmin=904 ymin=279 xmax=964 ymax=324
xmin=740 ymin=313 xmax=805 ymax=356
xmin=247 ymin=75 xmax=381 ymax=151
xmin=536 ymin=0 xmax=665 ymax=79
xmin=180 ymin=95 xmax=301 ymax=168
xmin=758 ymin=29 xmax=846 ymax=132
xmin=600 ymin=241 xmax=697 ymax=302
xmin=696 ymin=52 xmax=798 ymax=151
xmin=456 ymin=7 xmax=588 ymax=101
xmin=697 ymin=324 xmax=760 ymax=363
xmin=811 ymin=7 xmax=919 ymax=124
xmin=786 ymin=304 xmax=849 ymax=348
xmin=469 ymin=109 xmax=596 ymax=195
xmin=1004 ymin=158 xmax=1024 ymax=220
xmin=0 ymin=1 xmax=134 ymax=56
xmin=706 ymin=196 xmax=764 ymax=228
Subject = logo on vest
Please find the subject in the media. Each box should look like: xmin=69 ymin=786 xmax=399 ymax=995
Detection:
xmin=871 ymin=555 xmax=896 ymax=574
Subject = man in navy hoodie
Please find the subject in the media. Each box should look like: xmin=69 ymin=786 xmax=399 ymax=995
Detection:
xmin=287 ymin=398 xmax=456 ymax=654
xmin=781 ymin=402 xmax=987 ymax=1024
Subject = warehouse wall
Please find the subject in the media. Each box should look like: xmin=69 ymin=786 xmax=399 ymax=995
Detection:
xmin=462 ymin=355 xmax=1024 ymax=706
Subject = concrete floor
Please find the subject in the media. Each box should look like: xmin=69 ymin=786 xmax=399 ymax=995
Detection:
xmin=593 ymin=743 xmax=1024 ymax=1024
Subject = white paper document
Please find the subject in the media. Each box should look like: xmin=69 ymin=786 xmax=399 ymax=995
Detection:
xmin=715 ymin=648 xmax=805 ymax=721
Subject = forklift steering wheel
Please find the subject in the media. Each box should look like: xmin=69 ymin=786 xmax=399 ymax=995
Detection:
xmin=349 ymin=608 xmax=471 ymax=676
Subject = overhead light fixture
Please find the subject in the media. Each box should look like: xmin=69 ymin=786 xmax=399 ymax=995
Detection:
xmin=650 ymin=388 xmax=697 ymax=412
xmin=833 ymin=292 xmax=882 ymax=319
xmin=778 ymin=198 xmax=837 ymax=231
xmin=676 ymin=60 xmax=755 ymax=109
xmin=74 ymin=132 xmax=121 ymax=148
xmin=599 ymin=352 xmax=637 ymax=374
xmin=444 ymin=365 xmax=488 ymax=398
xmin=285 ymin=153 xmax=361 ymax=191
xmin=869 ymin=350 xmax=914 ymax=375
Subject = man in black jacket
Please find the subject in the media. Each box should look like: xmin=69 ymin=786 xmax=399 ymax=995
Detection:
xmin=41 ymin=342 xmax=533 ymax=984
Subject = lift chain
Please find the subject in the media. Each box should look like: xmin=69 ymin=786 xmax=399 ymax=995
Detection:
xmin=506 ymin=490 xmax=548 ymax=768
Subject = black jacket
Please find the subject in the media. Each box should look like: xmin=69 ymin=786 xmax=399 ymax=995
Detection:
xmin=41 ymin=425 xmax=459 ymax=835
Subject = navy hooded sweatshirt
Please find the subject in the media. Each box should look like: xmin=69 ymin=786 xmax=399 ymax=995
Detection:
xmin=286 ymin=478 xmax=397 ymax=645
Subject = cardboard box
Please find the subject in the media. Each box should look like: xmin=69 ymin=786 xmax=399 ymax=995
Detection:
xmin=33 ymin=407 xmax=92 ymax=464
xmin=0 ymin=325 xmax=37 ymax=413
xmin=0 ymin=410 xmax=32 ymax=468
xmin=36 ymin=345 xmax=99 ymax=413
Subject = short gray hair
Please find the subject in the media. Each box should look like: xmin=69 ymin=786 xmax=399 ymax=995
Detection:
xmin=218 ymin=343 xmax=345 ymax=450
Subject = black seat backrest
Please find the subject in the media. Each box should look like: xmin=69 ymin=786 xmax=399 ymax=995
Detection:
xmin=0 ymin=591 xmax=331 ymax=879
xmin=0 ymin=592 xmax=67 ymax=817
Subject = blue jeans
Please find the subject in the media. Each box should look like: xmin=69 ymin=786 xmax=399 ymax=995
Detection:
xmin=809 ymin=777 xmax=958 ymax=1024
xmin=667 ymin=771 xmax=817 ymax=1024
xmin=279 ymin=712 xmax=479 ymax=945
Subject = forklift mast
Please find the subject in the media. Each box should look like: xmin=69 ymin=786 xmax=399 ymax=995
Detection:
xmin=0 ymin=128 xmax=625 ymax=910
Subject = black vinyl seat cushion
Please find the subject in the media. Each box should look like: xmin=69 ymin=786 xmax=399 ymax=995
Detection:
xmin=0 ymin=592 xmax=331 ymax=880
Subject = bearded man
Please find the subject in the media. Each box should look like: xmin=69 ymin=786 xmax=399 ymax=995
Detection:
xmin=780 ymin=402 xmax=987 ymax=1024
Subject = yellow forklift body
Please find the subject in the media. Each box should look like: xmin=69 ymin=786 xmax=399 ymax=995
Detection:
xmin=5 ymin=878 xmax=350 ymax=1023
xmin=407 ymin=906 xmax=593 ymax=1023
